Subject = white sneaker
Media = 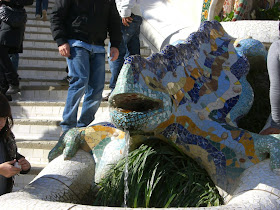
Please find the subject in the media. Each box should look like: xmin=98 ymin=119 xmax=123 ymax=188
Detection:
xmin=35 ymin=14 xmax=41 ymax=20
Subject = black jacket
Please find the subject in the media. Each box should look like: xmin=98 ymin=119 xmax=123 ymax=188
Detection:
xmin=0 ymin=0 xmax=33 ymax=53
xmin=50 ymin=0 xmax=122 ymax=49
xmin=1 ymin=133 xmax=30 ymax=194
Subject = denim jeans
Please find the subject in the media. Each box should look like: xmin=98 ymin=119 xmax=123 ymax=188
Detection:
xmin=109 ymin=14 xmax=143 ymax=90
xmin=36 ymin=0 xmax=48 ymax=15
xmin=60 ymin=46 xmax=105 ymax=132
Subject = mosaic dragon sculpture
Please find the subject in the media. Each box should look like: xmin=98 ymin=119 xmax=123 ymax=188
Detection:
xmin=48 ymin=20 xmax=280 ymax=200
xmin=1 ymin=20 xmax=280 ymax=209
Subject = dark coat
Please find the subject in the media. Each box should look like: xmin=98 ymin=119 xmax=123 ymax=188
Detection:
xmin=1 ymin=132 xmax=30 ymax=194
xmin=50 ymin=0 xmax=122 ymax=49
xmin=0 ymin=0 xmax=33 ymax=53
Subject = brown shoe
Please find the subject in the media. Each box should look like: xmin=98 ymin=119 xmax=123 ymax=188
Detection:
xmin=42 ymin=10 xmax=47 ymax=21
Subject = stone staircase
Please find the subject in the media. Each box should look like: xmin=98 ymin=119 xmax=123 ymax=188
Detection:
xmin=12 ymin=0 xmax=152 ymax=190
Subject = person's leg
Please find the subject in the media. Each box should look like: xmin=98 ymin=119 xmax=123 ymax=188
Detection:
xmin=35 ymin=0 xmax=42 ymax=18
xmin=42 ymin=0 xmax=48 ymax=21
xmin=0 ymin=62 xmax=9 ymax=95
xmin=9 ymin=53 xmax=19 ymax=72
xmin=0 ymin=46 xmax=20 ymax=95
xmin=260 ymin=40 xmax=280 ymax=135
xmin=126 ymin=15 xmax=143 ymax=56
xmin=108 ymin=15 xmax=142 ymax=90
xmin=42 ymin=0 xmax=48 ymax=11
xmin=108 ymin=40 xmax=126 ymax=90
xmin=107 ymin=15 xmax=142 ymax=97
xmin=60 ymin=46 xmax=90 ymax=132
xmin=77 ymin=52 xmax=105 ymax=127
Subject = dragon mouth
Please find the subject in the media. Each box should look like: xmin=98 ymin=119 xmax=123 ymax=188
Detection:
xmin=109 ymin=93 xmax=164 ymax=131
xmin=110 ymin=93 xmax=163 ymax=113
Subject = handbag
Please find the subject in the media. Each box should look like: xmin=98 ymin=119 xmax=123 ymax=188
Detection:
xmin=0 ymin=4 xmax=27 ymax=28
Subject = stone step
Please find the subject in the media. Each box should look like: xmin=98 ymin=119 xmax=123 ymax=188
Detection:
xmin=12 ymin=109 xmax=111 ymax=141
xmin=12 ymin=119 xmax=61 ymax=140
xmin=26 ymin=19 xmax=51 ymax=28
xmin=18 ymin=66 xmax=67 ymax=80
xmin=18 ymin=57 xmax=67 ymax=68
xmin=10 ymin=100 xmax=110 ymax=120
xmin=17 ymin=140 xmax=56 ymax=165
xmin=19 ymin=78 xmax=111 ymax=90
xmin=10 ymin=86 xmax=111 ymax=101
xmin=23 ymin=39 xmax=58 ymax=50
xmin=20 ymin=78 xmax=69 ymax=86
xmin=25 ymin=24 xmax=51 ymax=33
xmin=18 ymin=65 xmax=114 ymax=85
xmin=24 ymin=32 xmax=55 ymax=42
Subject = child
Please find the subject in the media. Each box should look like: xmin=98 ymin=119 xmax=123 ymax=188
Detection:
xmin=0 ymin=93 xmax=31 ymax=195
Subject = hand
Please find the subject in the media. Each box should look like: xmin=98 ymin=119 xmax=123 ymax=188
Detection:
xmin=58 ymin=43 xmax=71 ymax=57
xmin=110 ymin=47 xmax=119 ymax=61
xmin=122 ymin=17 xmax=133 ymax=26
xmin=0 ymin=160 xmax=21 ymax=178
xmin=18 ymin=157 xmax=31 ymax=171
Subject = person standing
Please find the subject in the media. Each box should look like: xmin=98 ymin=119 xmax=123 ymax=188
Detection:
xmin=0 ymin=93 xmax=31 ymax=195
xmin=0 ymin=0 xmax=33 ymax=97
xmin=50 ymin=0 xmax=122 ymax=133
xmin=103 ymin=0 xmax=143 ymax=101
xmin=35 ymin=0 xmax=48 ymax=21
xmin=259 ymin=39 xmax=280 ymax=135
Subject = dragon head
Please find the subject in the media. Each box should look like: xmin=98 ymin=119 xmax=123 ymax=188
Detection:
xmin=109 ymin=54 xmax=173 ymax=133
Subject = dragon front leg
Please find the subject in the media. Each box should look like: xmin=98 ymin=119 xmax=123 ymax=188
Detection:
xmin=48 ymin=128 xmax=83 ymax=161
xmin=48 ymin=125 xmax=126 ymax=162
xmin=252 ymin=133 xmax=280 ymax=174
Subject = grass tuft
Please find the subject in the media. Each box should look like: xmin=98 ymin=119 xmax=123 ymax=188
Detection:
xmin=93 ymin=140 xmax=223 ymax=208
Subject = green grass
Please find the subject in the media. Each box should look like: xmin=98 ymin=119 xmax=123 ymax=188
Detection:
xmin=93 ymin=140 xmax=223 ymax=208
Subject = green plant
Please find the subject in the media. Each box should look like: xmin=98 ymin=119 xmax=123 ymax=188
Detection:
xmin=256 ymin=2 xmax=280 ymax=20
xmin=214 ymin=11 xmax=234 ymax=22
xmin=93 ymin=140 xmax=223 ymax=208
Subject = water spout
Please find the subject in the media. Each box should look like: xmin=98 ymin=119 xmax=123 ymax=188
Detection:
xmin=123 ymin=129 xmax=130 ymax=207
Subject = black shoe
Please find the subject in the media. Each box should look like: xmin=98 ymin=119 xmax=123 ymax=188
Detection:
xmin=63 ymin=76 xmax=71 ymax=83
xmin=6 ymin=85 xmax=20 ymax=95
xmin=102 ymin=92 xmax=111 ymax=101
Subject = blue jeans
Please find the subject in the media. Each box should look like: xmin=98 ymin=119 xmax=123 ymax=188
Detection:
xmin=36 ymin=0 xmax=48 ymax=15
xmin=61 ymin=46 xmax=105 ymax=132
xmin=109 ymin=15 xmax=143 ymax=90
xmin=9 ymin=53 xmax=19 ymax=72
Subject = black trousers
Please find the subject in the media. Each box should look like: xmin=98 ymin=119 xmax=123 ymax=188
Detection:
xmin=0 ymin=45 xmax=19 ymax=94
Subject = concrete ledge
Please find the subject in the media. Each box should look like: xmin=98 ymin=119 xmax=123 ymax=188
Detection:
xmin=16 ymin=140 xmax=57 ymax=150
